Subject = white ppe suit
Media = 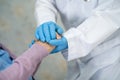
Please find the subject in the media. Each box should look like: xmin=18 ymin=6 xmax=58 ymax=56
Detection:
xmin=35 ymin=0 xmax=120 ymax=80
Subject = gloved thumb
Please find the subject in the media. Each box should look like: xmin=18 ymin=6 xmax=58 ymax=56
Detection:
xmin=49 ymin=37 xmax=66 ymax=46
xmin=35 ymin=28 xmax=39 ymax=39
xmin=49 ymin=39 xmax=62 ymax=46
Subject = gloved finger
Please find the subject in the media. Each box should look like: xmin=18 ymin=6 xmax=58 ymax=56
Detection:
xmin=49 ymin=23 xmax=56 ymax=39
xmin=38 ymin=26 xmax=45 ymax=42
xmin=31 ymin=40 xmax=35 ymax=44
xmin=55 ymin=24 xmax=64 ymax=35
xmin=49 ymin=38 xmax=63 ymax=46
xmin=35 ymin=28 xmax=40 ymax=39
xmin=29 ymin=40 xmax=35 ymax=48
xmin=43 ymin=24 xmax=51 ymax=42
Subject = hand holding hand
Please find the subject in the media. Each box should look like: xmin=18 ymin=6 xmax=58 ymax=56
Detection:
xmin=29 ymin=33 xmax=62 ymax=53
xmin=49 ymin=36 xmax=68 ymax=53
xmin=35 ymin=21 xmax=63 ymax=42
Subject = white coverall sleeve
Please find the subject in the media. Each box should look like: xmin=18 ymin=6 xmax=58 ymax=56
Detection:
xmin=35 ymin=0 xmax=58 ymax=26
xmin=64 ymin=1 xmax=120 ymax=61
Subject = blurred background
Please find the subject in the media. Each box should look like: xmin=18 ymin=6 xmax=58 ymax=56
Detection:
xmin=0 ymin=0 xmax=67 ymax=80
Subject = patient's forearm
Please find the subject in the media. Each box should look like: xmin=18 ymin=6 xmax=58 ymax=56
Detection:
xmin=0 ymin=42 xmax=54 ymax=80
xmin=0 ymin=33 xmax=61 ymax=80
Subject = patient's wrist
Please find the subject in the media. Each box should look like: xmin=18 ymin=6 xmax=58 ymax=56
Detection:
xmin=35 ymin=41 xmax=55 ymax=53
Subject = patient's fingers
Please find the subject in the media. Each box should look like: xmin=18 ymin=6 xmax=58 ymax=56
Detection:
xmin=56 ymin=33 xmax=61 ymax=39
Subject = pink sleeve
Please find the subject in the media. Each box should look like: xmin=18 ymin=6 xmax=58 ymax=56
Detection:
xmin=0 ymin=43 xmax=49 ymax=80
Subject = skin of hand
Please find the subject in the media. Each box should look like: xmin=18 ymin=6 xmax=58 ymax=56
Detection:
xmin=34 ymin=33 xmax=61 ymax=53
xmin=35 ymin=41 xmax=55 ymax=52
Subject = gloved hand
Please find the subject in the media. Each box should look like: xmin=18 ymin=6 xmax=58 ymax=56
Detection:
xmin=35 ymin=21 xmax=63 ymax=42
xmin=49 ymin=36 xmax=68 ymax=53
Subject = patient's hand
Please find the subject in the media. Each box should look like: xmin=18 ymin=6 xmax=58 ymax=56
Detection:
xmin=35 ymin=33 xmax=61 ymax=53
xmin=35 ymin=41 xmax=55 ymax=52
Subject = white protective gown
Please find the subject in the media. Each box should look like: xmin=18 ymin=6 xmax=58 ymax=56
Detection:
xmin=35 ymin=0 xmax=120 ymax=80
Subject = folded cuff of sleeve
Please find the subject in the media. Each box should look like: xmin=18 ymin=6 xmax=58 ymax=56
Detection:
xmin=64 ymin=13 xmax=119 ymax=61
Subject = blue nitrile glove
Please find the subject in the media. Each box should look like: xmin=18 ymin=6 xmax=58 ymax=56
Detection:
xmin=49 ymin=37 xmax=68 ymax=53
xmin=29 ymin=40 xmax=35 ymax=48
xmin=35 ymin=21 xmax=63 ymax=42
